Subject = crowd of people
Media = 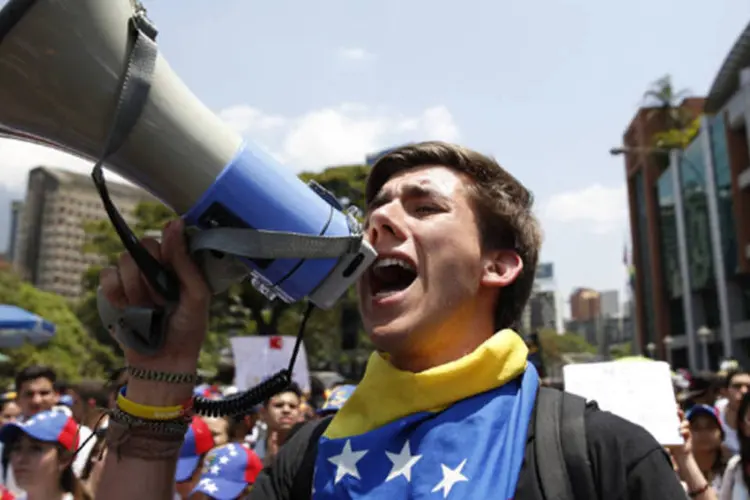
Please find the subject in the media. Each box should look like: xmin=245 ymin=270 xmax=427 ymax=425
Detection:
xmin=669 ymin=366 xmax=750 ymax=499
xmin=0 ymin=365 xmax=358 ymax=499
xmin=0 ymin=361 xmax=747 ymax=499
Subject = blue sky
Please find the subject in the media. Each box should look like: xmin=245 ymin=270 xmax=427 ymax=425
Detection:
xmin=1 ymin=0 xmax=748 ymax=316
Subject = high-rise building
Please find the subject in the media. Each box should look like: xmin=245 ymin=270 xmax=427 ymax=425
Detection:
xmin=569 ymin=288 xmax=600 ymax=322
xmin=12 ymin=167 xmax=153 ymax=299
xmin=599 ymin=290 xmax=620 ymax=318
xmin=617 ymin=21 xmax=750 ymax=370
xmin=7 ymin=200 xmax=23 ymax=262
xmin=528 ymin=290 xmax=557 ymax=330
xmin=519 ymin=262 xmax=559 ymax=334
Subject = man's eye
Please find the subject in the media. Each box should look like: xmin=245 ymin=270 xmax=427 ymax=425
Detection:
xmin=415 ymin=205 xmax=439 ymax=214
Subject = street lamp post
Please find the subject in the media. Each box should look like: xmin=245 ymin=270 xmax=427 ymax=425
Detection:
xmin=646 ymin=342 xmax=656 ymax=359
xmin=609 ymin=146 xmax=698 ymax=373
xmin=697 ymin=326 xmax=712 ymax=371
xmin=663 ymin=335 xmax=673 ymax=367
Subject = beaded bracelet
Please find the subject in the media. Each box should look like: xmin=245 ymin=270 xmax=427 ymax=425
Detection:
xmin=126 ymin=365 xmax=199 ymax=385
xmin=116 ymin=386 xmax=193 ymax=421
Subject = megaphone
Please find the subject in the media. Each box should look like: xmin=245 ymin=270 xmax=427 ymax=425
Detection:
xmin=0 ymin=1 xmax=377 ymax=356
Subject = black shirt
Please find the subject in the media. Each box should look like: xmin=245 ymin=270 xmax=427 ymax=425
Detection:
xmin=249 ymin=398 xmax=686 ymax=499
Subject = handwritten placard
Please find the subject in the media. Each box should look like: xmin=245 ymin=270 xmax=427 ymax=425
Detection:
xmin=563 ymin=360 xmax=682 ymax=445
xmin=230 ymin=336 xmax=311 ymax=393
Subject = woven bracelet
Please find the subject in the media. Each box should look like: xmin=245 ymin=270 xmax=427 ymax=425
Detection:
xmin=106 ymin=417 xmax=186 ymax=462
xmin=110 ymin=407 xmax=190 ymax=435
xmin=126 ymin=365 xmax=198 ymax=385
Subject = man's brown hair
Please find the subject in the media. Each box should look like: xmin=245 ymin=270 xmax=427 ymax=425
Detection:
xmin=365 ymin=141 xmax=542 ymax=331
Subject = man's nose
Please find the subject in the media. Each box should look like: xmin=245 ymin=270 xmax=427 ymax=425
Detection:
xmin=367 ymin=204 xmax=406 ymax=246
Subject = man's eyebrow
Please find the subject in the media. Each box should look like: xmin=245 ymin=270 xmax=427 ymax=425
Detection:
xmin=368 ymin=184 xmax=449 ymax=210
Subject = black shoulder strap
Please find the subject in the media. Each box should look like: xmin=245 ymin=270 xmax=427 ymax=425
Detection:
xmin=535 ymin=387 xmax=597 ymax=500
xmin=535 ymin=387 xmax=576 ymax=500
xmin=290 ymin=416 xmax=333 ymax=498
xmin=559 ymin=391 xmax=598 ymax=499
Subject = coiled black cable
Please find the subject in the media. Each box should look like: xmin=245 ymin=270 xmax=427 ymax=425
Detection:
xmin=192 ymin=302 xmax=315 ymax=418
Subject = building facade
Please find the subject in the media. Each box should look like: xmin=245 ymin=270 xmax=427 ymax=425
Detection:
xmin=599 ymin=290 xmax=620 ymax=318
xmin=6 ymin=200 xmax=23 ymax=262
xmin=621 ymin=22 xmax=750 ymax=370
xmin=12 ymin=167 xmax=152 ymax=299
xmin=569 ymin=288 xmax=601 ymax=322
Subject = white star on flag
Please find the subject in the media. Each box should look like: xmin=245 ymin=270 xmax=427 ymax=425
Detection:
xmin=327 ymin=439 xmax=368 ymax=484
xmin=385 ymin=441 xmax=422 ymax=482
xmin=204 ymin=480 xmax=218 ymax=494
xmin=219 ymin=456 xmax=230 ymax=465
xmin=210 ymin=465 xmax=220 ymax=475
xmin=431 ymin=458 xmax=469 ymax=498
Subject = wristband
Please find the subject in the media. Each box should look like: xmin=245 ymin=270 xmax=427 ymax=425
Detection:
xmin=117 ymin=386 xmax=193 ymax=421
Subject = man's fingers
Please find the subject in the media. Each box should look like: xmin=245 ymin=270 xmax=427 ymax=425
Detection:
xmin=117 ymin=251 xmax=152 ymax=307
xmin=161 ymin=219 xmax=210 ymax=304
xmin=100 ymin=267 xmax=127 ymax=309
xmin=139 ymin=237 xmax=167 ymax=307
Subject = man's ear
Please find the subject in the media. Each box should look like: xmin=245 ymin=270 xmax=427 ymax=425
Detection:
xmin=480 ymin=249 xmax=523 ymax=288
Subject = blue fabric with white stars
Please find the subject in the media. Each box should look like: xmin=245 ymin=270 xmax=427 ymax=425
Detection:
xmin=312 ymin=365 xmax=538 ymax=499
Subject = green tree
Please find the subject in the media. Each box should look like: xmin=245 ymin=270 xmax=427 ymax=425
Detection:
xmin=643 ymin=75 xmax=700 ymax=150
xmin=608 ymin=342 xmax=633 ymax=359
xmin=538 ymin=328 xmax=597 ymax=371
xmin=0 ymin=268 xmax=117 ymax=386
xmin=643 ymin=75 xmax=691 ymax=128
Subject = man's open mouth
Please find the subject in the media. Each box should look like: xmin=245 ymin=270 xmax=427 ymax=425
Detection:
xmin=368 ymin=257 xmax=418 ymax=298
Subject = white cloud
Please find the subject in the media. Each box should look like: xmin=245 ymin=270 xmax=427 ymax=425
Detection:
xmin=0 ymin=139 xmax=91 ymax=191
xmin=540 ymin=184 xmax=628 ymax=235
xmin=0 ymin=103 xmax=460 ymax=195
xmin=218 ymin=106 xmax=286 ymax=135
xmin=336 ymin=47 xmax=373 ymax=61
xmin=219 ymin=103 xmax=460 ymax=170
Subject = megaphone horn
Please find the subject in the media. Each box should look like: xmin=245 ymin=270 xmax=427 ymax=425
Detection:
xmin=0 ymin=1 xmax=376 ymax=368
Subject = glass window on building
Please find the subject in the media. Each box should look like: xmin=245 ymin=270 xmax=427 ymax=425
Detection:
xmin=709 ymin=115 xmax=738 ymax=274
xmin=657 ymin=166 xmax=685 ymax=336
xmin=634 ymin=171 xmax=655 ymax=345
xmin=680 ymin=134 xmax=720 ymax=329
xmin=709 ymin=114 xmax=750 ymax=321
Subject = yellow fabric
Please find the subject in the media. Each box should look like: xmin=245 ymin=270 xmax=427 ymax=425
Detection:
xmin=325 ymin=329 xmax=528 ymax=439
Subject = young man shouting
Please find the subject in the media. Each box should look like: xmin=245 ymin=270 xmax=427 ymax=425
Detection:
xmin=97 ymin=142 xmax=686 ymax=499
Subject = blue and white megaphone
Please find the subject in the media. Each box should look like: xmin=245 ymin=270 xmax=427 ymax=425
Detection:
xmin=0 ymin=0 xmax=377 ymax=355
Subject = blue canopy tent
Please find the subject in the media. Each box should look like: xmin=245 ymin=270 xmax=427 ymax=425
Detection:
xmin=0 ymin=305 xmax=56 ymax=348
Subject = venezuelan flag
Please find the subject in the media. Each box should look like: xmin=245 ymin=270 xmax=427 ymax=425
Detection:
xmin=313 ymin=330 xmax=537 ymax=499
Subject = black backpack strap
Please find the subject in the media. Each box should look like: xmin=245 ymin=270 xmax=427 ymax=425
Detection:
xmin=535 ymin=387 xmax=598 ymax=500
xmin=535 ymin=387 xmax=576 ymax=500
xmin=559 ymin=391 xmax=598 ymax=499
xmin=290 ymin=415 xmax=333 ymax=498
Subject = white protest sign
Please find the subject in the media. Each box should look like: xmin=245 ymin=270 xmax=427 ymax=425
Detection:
xmin=563 ymin=360 xmax=682 ymax=445
xmin=230 ymin=336 xmax=311 ymax=393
